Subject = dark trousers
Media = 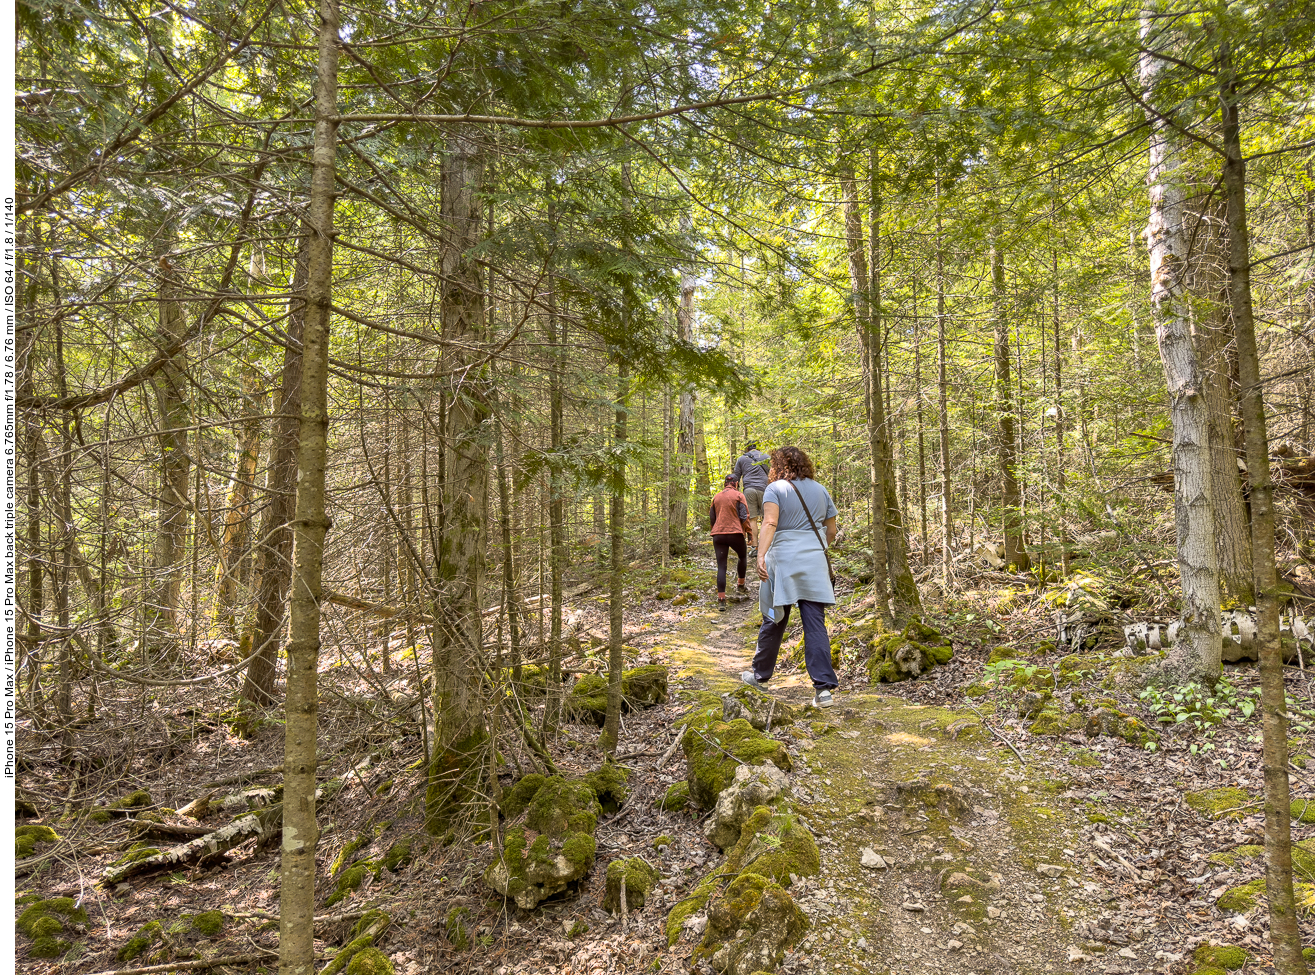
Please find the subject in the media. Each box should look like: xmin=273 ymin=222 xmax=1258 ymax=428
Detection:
xmin=712 ymin=532 xmax=748 ymax=594
xmin=752 ymin=599 xmax=837 ymax=690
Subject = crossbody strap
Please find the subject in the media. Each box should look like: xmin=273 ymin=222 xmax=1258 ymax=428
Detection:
xmin=787 ymin=480 xmax=835 ymax=584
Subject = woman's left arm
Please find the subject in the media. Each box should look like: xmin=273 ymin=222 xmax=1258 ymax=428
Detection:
xmin=824 ymin=516 xmax=837 ymax=546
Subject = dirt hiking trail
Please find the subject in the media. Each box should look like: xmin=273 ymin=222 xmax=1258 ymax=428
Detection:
xmin=656 ymin=589 xmax=1139 ymax=975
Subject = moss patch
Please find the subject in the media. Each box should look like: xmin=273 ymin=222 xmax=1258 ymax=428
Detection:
xmin=111 ymin=843 xmax=163 ymax=867
xmin=726 ymin=805 xmax=820 ymax=885
xmin=346 ymin=947 xmax=394 ymax=975
xmin=866 ymin=620 xmax=954 ymax=683
xmin=1186 ymin=787 xmax=1255 ymax=820
xmin=583 ymin=764 xmax=629 ymax=813
xmin=117 ymin=921 xmax=163 ymax=962
xmin=15 ymin=824 xmax=60 ymax=857
xmin=658 ymin=781 xmax=691 ymax=812
xmin=1193 ymin=944 xmax=1249 ymax=970
xmin=17 ymin=897 xmax=88 ymax=938
xmin=382 ymin=837 xmax=415 ymax=873
xmin=444 ymin=906 xmax=471 ymax=949
xmin=568 ymin=666 xmax=670 ymax=725
xmin=603 ymin=857 xmax=659 ymax=913
xmin=681 ymin=715 xmax=792 ymax=809
xmin=326 ymin=862 xmax=371 ymax=907
xmin=501 ymin=774 xmax=548 ymax=819
xmin=191 ymin=910 xmax=225 ymax=937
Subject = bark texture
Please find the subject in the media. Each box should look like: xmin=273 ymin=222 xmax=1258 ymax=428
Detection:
xmin=1218 ymin=41 xmax=1307 ymax=973
xmin=426 ymin=123 xmax=492 ymax=831
xmin=278 ymin=5 xmax=339 ymax=972
xmin=601 ymin=359 xmax=629 ymax=754
xmin=1140 ymin=13 xmax=1222 ymax=681
xmin=991 ymin=237 xmax=1030 ymax=571
xmin=215 ymin=369 xmax=266 ymax=636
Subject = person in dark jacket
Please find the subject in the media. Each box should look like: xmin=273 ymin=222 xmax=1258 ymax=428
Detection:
xmin=709 ymin=474 xmax=751 ymax=611
xmin=733 ymin=442 xmax=771 ymax=552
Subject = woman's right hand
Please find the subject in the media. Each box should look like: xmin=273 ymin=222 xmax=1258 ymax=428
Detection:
xmin=757 ymin=556 xmax=768 ymax=581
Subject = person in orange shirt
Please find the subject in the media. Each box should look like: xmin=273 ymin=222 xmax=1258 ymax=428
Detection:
xmin=709 ymin=474 xmax=751 ymax=611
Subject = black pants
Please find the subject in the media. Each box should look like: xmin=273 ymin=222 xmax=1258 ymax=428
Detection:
xmin=751 ymin=599 xmax=838 ymax=691
xmin=712 ymin=532 xmax=748 ymax=594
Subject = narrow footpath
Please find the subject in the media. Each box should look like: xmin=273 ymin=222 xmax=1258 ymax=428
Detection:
xmin=652 ymin=585 xmax=1137 ymax=975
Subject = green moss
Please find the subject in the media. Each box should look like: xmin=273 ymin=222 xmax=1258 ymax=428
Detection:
xmin=332 ymin=835 xmax=370 ymax=876
xmin=382 ymin=837 xmax=414 ymax=872
xmin=658 ymin=781 xmax=691 ymax=812
xmin=111 ymin=844 xmax=162 ymax=867
xmin=561 ymin=832 xmax=597 ymax=870
xmin=111 ymin=790 xmax=152 ymax=811
xmin=31 ymin=916 xmax=65 ymax=938
xmin=1186 ymin=787 xmax=1255 ymax=820
xmin=31 ymin=937 xmax=74 ymax=958
xmin=866 ymin=620 xmax=954 ymax=683
xmin=322 ymin=935 xmax=375 ymax=975
xmin=583 ymin=764 xmax=629 ymax=813
xmin=667 ymin=874 xmax=719 ymax=946
xmin=700 ymin=873 xmax=808 ymax=967
xmin=565 ymin=919 xmax=589 ymax=938
xmin=963 ymin=683 xmax=989 ymax=699
xmin=680 ymin=716 xmax=792 ymax=809
xmin=705 ymin=873 xmax=770 ymax=947
xmin=1029 ymin=708 xmax=1085 ymax=737
xmin=88 ymin=810 xmax=113 ymax=824
xmin=445 ymin=906 xmax=471 ymax=950
xmin=1216 ymin=879 xmax=1265 ymax=913
xmin=987 ymin=646 xmax=1018 ymax=666
xmin=1192 ymin=967 xmax=1227 ymax=975
xmin=117 ymin=921 xmax=163 ymax=962
xmin=1207 ymin=844 xmax=1264 ymax=869
xmin=190 ymin=910 xmax=225 ymax=937
xmin=526 ymin=777 xmax=602 ymax=838
xmin=15 ymin=824 xmax=60 ymax=857
xmin=726 ymin=805 xmax=820 ymax=885
xmin=351 ymin=910 xmax=391 ymax=941
xmin=1292 ymin=798 xmax=1315 ymax=824
xmin=1085 ymin=707 xmax=1157 ymax=746
xmin=346 ymin=947 xmax=394 ymax=975
xmin=501 ymin=774 xmax=547 ymax=819
xmin=1193 ymin=944 xmax=1249 ymax=970
xmin=17 ymin=897 xmax=88 ymax=937
xmin=653 ymin=834 xmax=673 ymax=850
xmin=569 ymin=667 xmax=669 ymax=725
xmin=603 ymin=857 xmax=660 ymax=913
xmin=326 ymin=862 xmax=371 ymax=907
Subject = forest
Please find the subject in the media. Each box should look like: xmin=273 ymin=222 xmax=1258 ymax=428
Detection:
xmin=9 ymin=0 xmax=1315 ymax=973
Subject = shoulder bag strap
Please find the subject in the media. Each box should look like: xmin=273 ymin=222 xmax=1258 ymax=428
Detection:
xmin=787 ymin=480 xmax=835 ymax=586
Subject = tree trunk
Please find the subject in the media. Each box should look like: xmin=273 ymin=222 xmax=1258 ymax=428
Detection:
xmin=215 ymin=367 xmax=266 ymax=636
xmin=601 ymin=358 xmax=629 ymax=754
xmin=1052 ymin=246 xmax=1071 ymax=575
xmin=991 ymin=236 xmax=1030 ymax=571
xmin=494 ymin=395 xmax=522 ymax=687
xmin=238 ymin=236 xmax=309 ymax=706
xmin=426 ymin=123 xmax=491 ymax=831
xmin=1140 ymin=11 xmax=1222 ymax=682
xmin=146 ymin=252 xmax=191 ymax=643
xmin=549 ymin=269 xmax=566 ymax=712
xmin=1218 ymin=41 xmax=1307 ymax=974
xmin=17 ymin=207 xmax=43 ymax=675
xmin=936 ymin=190 xmax=952 ymax=585
xmin=662 ymin=385 xmax=672 ymax=564
xmin=1188 ymin=193 xmax=1253 ymax=603
xmin=278 ymin=2 xmax=338 ymax=971
xmin=693 ymin=411 xmax=711 ymax=520
xmin=840 ymin=168 xmax=892 ymax=620
xmin=671 ymin=218 xmax=695 ymax=555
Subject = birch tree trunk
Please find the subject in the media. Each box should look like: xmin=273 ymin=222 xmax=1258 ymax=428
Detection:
xmin=991 ymin=236 xmax=1030 ymax=570
xmin=279 ymin=1 xmax=339 ymax=970
xmin=671 ymin=262 xmax=695 ymax=556
xmin=1140 ymin=11 xmax=1222 ymax=682
xmin=426 ymin=123 xmax=491 ymax=830
xmin=1218 ymin=39 xmax=1306 ymax=973
xmin=936 ymin=190 xmax=952 ymax=585
xmin=239 ymin=237 xmax=308 ymax=706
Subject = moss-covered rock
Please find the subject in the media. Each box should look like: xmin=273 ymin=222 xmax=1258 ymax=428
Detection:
xmin=721 ymin=686 xmax=795 ymax=731
xmin=1193 ymin=944 xmax=1249 ymax=971
xmin=526 ymin=776 xmax=603 ymax=838
xmin=191 ymin=910 xmax=225 ymax=937
xmin=117 ymin=920 xmax=163 ymax=962
xmin=654 ymin=834 xmax=673 ymax=850
xmin=326 ymin=862 xmax=372 ymax=907
xmin=484 ymin=826 xmax=598 ymax=910
xmin=667 ymin=874 xmax=720 ymax=946
xmin=16 ymin=824 xmax=60 ymax=857
xmin=332 ymin=834 xmax=371 ymax=876
xmin=1216 ymin=879 xmax=1265 ymax=913
xmin=681 ymin=716 xmax=792 ymax=810
xmin=1029 ymin=707 xmax=1084 ymax=737
xmin=987 ymin=646 xmax=1019 ymax=666
xmin=583 ymin=764 xmax=629 ymax=814
xmin=726 ymin=806 xmax=820 ymax=885
xmin=701 ymin=873 xmax=809 ymax=975
xmin=17 ymin=897 xmax=88 ymax=939
xmin=444 ymin=906 xmax=471 ymax=950
xmin=500 ymin=773 xmax=548 ymax=819
xmin=568 ymin=666 xmax=669 ymax=725
xmin=31 ymin=936 xmax=74 ymax=958
xmin=866 ymin=620 xmax=953 ymax=683
xmin=603 ymin=857 xmax=659 ymax=913
xmin=658 ymin=781 xmax=692 ymax=812
xmin=1292 ymin=797 xmax=1315 ymax=824
xmin=346 ymin=947 xmax=394 ymax=975
xmin=1186 ymin=787 xmax=1255 ymax=820
xmin=1085 ymin=706 xmax=1156 ymax=746
xmin=382 ymin=837 xmax=415 ymax=873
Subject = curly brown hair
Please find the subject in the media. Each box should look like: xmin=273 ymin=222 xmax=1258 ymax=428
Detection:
xmin=768 ymin=445 xmax=816 ymax=482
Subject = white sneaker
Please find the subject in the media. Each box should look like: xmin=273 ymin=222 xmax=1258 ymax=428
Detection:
xmin=812 ymin=689 xmax=835 ymax=708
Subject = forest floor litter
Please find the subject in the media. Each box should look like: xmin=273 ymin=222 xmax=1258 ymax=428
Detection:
xmin=14 ymin=539 xmax=1315 ymax=974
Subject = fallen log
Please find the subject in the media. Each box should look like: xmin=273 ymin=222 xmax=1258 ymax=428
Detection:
xmin=101 ymin=804 xmax=282 ymax=886
xmin=83 ymin=950 xmax=277 ymax=975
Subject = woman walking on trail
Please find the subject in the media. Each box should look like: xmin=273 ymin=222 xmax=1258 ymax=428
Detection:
xmin=740 ymin=445 xmax=840 ymax=708
xmin=710 ymin=474 xmax=751 ymax=612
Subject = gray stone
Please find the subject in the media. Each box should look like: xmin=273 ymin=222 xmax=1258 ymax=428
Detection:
xmin=703 ymin=763 xmax=791 ymax=850
xmin=1036 ymin=863 xmax=1066 ymax=879
xmin=860 ymin=847 xmax=887 ymax=869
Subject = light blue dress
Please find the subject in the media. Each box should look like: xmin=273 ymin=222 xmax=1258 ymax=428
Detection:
xmin=758 ymin=478 xmax=837 ymax=619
